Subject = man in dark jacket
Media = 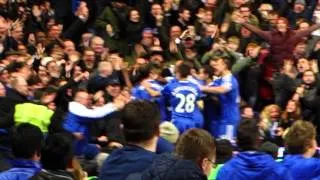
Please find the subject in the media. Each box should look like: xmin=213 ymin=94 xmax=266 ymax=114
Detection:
xmin=141 ymin=128 xmax=216 ymax=180
xmin=99 ymin=100 xmax=160 ymax=180
xmin=0 ymin=123 xmax=43 ymax=179
xmin=216 ymin=119 xmax=292 ymax=180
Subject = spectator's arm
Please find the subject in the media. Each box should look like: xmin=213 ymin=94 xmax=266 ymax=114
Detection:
xmin=242 ymin=23 xmax=271 ymax=41
xmin=68 ymin=102 xmax=118 ymax=119
xmin=295 ymin=23 xmax=320 ymax=39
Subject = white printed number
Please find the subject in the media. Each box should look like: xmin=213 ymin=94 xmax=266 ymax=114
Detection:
xmin=175 ymin=94 xmax=196 ymax=113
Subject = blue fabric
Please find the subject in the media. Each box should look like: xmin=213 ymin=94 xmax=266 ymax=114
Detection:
xmin=0 ymin=159 xmax=42 ymax=180
xmin=99 ymin=145 xmax=156 ymax=180
xmin=156 ymin=137 xmax=174 ymax=154
xmin=63 ymin=112 xmax=100 ymax=156
xmin=208 ymin=74 xmax=240 ymax=137
xmin=217 ymin=152 xmax=292 ymax=180
xmin=131 ymin=80 xmax=168 ymax=121
xmin=162 ymin=80 xmax=203 ymax=133
xmin=282 ymin=154 xmax=320 ymax=180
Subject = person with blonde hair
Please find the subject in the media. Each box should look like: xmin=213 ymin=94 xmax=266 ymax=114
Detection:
xmin=259 ymin=104 xmax=282 ymax=142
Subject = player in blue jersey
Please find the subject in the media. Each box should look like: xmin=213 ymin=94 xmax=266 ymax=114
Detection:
xmin=162 ymin=63 xmax=203 ymax=133
xmin=201 ymin=56 xmax=240 ymax=141
xmin=131 ymin=64 xmax=168 ymax=121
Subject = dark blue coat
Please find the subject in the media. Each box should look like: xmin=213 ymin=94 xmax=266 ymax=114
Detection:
xmin=141 ymin=153 xmax=207 ymax=180
xmin=217 ymin=152 xmax=292 ymax=180
xmin=283 ymin=154 xmax=320 ymax=180
xmin=99 ymin=145 xmax=156 ymax=180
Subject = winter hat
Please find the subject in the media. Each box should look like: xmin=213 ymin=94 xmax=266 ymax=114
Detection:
xmin=159 ymin=122 xmax=179 ymax=144
xmin=295 ymin=0 xmax=306 ymax=6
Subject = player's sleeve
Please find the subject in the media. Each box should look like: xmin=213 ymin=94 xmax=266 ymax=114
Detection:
xmin=221 ymin=75 xmax=233 ymax=93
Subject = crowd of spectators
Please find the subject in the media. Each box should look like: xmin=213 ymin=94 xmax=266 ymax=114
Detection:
xmin=0 ymin=0 xmax=319 ymax=179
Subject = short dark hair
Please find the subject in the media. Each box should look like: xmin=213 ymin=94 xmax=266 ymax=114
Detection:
xmin=122 ymin=100 xmax=160 ymax=143
xmin=6 ymin=61 xmax=27 ymax=73
xmin=215 ymin=139 xmax=233 ymax=164
xmin=237 ymin=119 xmax=259 ymax=151
xmin=12 ymin=123 xmax=44 ymax=159
xmin=41 ymin=133 xmax=74 ymax=170
xmin=285 ymin=120 xmax=316 ymax=154
xmin=175 ymin=128 xmax=216 ymax=166
xmin=176 ymin=63 xmax=191 ymax=78
xmin=202 ymin=65 xmax=214 ymax=78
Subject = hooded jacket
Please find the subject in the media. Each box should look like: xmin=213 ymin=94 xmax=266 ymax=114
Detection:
xmin=283 ymin=154 xmax=320 ymax=180
xmin=0 ymin=159 xmax=42 ymax=180
xmin=217 ymin=151 xmax=292 ymax=180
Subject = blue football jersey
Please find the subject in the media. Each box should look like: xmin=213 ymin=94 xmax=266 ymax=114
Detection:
xmin=131 ymin=80 xmax=168 ymax=121
xmin=162 ymin=80 xmax=201 ymax=120
xmin=212 ymin=74 xmax=240 ymax=123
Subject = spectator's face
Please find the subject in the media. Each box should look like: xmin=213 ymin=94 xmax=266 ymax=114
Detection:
xmin=241 ymin=27 xmax=252 ymax=37
xmin=180 ymin=10 xmax=191 ymax=22
xmin=0 ymin=0 xmax=7 ymax=5
xmin=303 ymin=71 xmax=316 ymax=85
xmin=36 ymin=32 xmax=46 ymax=43
xmin=268 ymin=14 xmax=279 ymax=25
xmin=150 ymin=54 xmax=164 ymax=65
xmin=205 ymin=24 xmax=217 ymax=37
xmin=227 ymin=42 xmax=239 ymax=51
xmin=202 ymin=155 xmax=216 ymax=176
xmin=41 ymin=93 xmax=56 ymax=110
xmin=286 ymin=101 xmax=297 ymax=113
xmin=270 ymin=107 xmax=280 ymax=120
xmin=0 ymin=82 xmax=6 ymax=97
xmin=135 ymin=58 xmax=147 ymax=67
xmin=259 ymin=4 xmax=272 ymax=19
xmin=294 ymin=44 xmax=306 ymax=55
xmin=129 ymin=10 xmax=140 ymax=23
xmin=98 ymin=62 xmax=113 ymax=76
xmin=12 ymin=26 xmax=23 ymax=41
xmin=299 ymin=22 xmax=310 ymax=31
xmin=276 ymin=19 xmax=288 ymax=33
xmin=83 ymin=50 xmax=95 ymax=63
xmin=81 ymin=33 xmax=93 ymax=47
xmin=17 ymin=44 xmax=27 ymax=54
xmin=91 ymin=38 xmax=104 ymax=54
xmin=14 ymin=77 xmax=29 ymax=96
xmin=151 ymin=4 xmax=162 ymax=16
xmin=170 ymin=26 xmax=181 ymax=40
xmin=142 ymin=31 xmax=154 ymax=46
xmin=106 ymin=85 xmax=121 ymax=97
xmin=204 ymin=11 xmax=213 ymax=23
xmin=49 ymin=25 xmax=61 ymax=39
xmin=297 ymin=58 xmax=310 ymax=73
xmin=20 ymin=65 xmax=32 ymax=80
xmin=205 ymin=0 xmax=217 ymax=9
xmin=242 ymin=107 xmax=254 ymax=119
xmin=240 ymin=7 xmax=251 ymax=18
xmin=72 ymin=65 xmax=82 ymax=78
xmin=75 ymin=91 xmax=90 ymax=107
xmin=64 ymin=40 xmax=75 ymax=54
xmin=47 ymin=61 xmax=60 ymax=77
xmin=294 ymin=3 xmax=305 ymax=13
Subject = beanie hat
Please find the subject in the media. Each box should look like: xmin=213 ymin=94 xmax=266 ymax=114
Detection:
xmin=295 ymin=0 xmax=306 ymax=6
xmin=159 ymin=122 xmax=179 ymax=144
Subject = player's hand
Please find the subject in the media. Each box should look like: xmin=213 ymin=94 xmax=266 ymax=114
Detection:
xmin=108 ymin=142 xmax=123 ymax=148
xmin=97 ymin=136 xmax=108 ymax=142
xmin=141 ymin=80 xmax=152 ymax=89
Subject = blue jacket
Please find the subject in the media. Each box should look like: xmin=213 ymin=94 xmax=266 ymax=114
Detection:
xmin=0 ymin=159 xmax=42 ymax=180
xmin=217 ymin=152 xmax=292 ymax=180
xmin=283 ymin=154 xmax=320 ymax=180
xmin=63 ymin=102 xmax=117 ymax=156
xmin=99 ymin=145 xmax=156 ymax=180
